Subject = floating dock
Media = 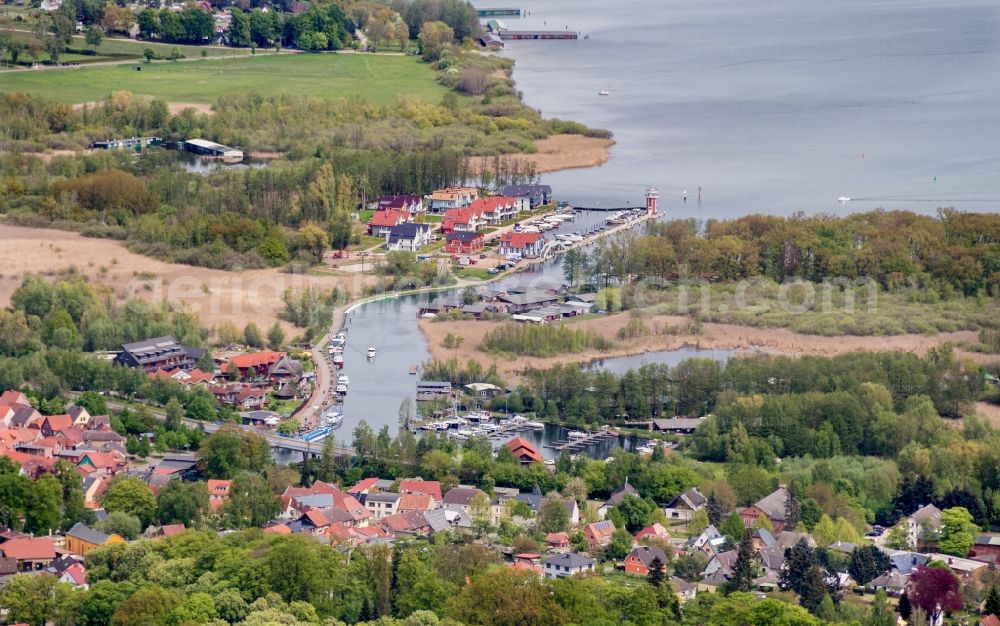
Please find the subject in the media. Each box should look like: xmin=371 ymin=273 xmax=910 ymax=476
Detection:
xmin=476 ymin=8 xmax=521 ymax=17
xmin=545 ymin=430 xmax=617 ymax=451
xmin=498 ymin=31 xmax=578 ymax=40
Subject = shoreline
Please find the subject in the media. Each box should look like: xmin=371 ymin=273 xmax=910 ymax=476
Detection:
xmin=466 ymin=134 xmax=614 ymax=175
xmin=418 ymin=312 xmax=992 ymax=381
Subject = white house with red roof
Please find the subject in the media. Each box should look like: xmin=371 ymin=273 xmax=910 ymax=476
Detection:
xmin=498 ymin=231 xmax=546 ymax=258
xmin=208 ymin=479 xmax=232 ymax=512
xmin=472 ymin=196 xmax=518 ymax=225
xmin=368 ymin=209 xmax=410 ymax=237
xmin=441 ymin=205 xmax=485 ymax=234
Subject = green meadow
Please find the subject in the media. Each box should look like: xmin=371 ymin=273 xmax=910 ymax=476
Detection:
xmin=0 ymin=52 xmax=449 ymax=106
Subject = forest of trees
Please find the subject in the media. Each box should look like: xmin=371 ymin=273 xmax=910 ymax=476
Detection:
xmin=568 ymin=210 xmax=1000 ymax=296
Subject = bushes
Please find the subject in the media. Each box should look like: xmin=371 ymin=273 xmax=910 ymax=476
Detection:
xmin=50 ymin=169 xmax=158 ymax=215
xmin=481 ymin=323 xmax=613 ymax=357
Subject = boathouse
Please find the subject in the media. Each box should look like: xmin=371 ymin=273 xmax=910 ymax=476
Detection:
xmin=183 ymin=138 xmax=243 ymax=159
xmin=91 ymin=136 xmax=161 ymax=150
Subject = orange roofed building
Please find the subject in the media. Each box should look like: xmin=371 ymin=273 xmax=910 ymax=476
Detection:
xmin=226 ymin=351 xmax=286 ymax=379
xmin=504 ymin=437 xmax=542 ymax=464
xmin=584 ymin=520 xmax=617 ymax=551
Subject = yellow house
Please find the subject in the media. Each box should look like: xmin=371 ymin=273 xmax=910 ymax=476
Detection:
xmin=64 ymin=523 xmax=123 ymax=556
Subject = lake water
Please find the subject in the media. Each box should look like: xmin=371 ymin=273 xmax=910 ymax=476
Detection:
xmin=497 ymin=0 xmax=1000 ymax=216
xmin=586 ymin=346 xmax=735 ymax=375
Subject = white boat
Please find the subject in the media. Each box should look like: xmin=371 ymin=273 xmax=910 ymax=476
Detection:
xmin=329 ymin=345 xmax=343 ymax=354
xmin=838 ymin=196 xmax=851 ymax=204
xmin=332 ymin=355 xmax=344 ymax=368
xmin=544 ymin=459 xmax=556 ymax=466
xmin=510 ymin=415 xmax=528 ymax=424
xmin=337 ymin=374 xmax=349 ymax=385
xmin=322 ymin=409 xmax=343 ymax=427
xmin=525 ymin=421 xmax=545 ymax=429
xmin=366 ymin=347 xmax=376 ymax=358
xmin=332 ymin=332 xmax=346 ymax=343
xmin=598 ymin=89 xmax=610 ymax=96
xmin=635 ymin=445 xmax=654 ymax=455
xmin=336 ymin=384 xmax=348 ymax=395
xmin=567 ymin=430 xmax=588 ymax=439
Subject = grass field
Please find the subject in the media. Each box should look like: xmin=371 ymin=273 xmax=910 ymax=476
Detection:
xmin=0 ymin=52 xmax=448 ymax=106
xmin=1 ymin=30 xmax=254 ymax=64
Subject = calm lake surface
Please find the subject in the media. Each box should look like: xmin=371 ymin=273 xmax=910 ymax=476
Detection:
xmin=497 ymin=0 xmax=1000 ymax=216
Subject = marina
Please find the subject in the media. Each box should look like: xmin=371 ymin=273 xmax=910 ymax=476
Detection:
xmin=498 ymin=30 xmax=578 ymax=40
xmin=544 ymin=428 xmax=619 ymax=451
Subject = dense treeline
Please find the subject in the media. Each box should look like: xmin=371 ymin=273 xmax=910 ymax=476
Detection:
xmin=517 ymin=348 xmax=982 ymax=424
xmin=570 ymin=211 xmax=1000 ymax=296
xmin=0 ymin=528 xmax=822 ymax=626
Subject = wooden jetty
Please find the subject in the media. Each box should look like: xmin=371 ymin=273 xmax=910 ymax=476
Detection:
xmin=499 ymin=30 xmax=578 ymax=40
xmin=544 ymin=430 xmax=617 ymax=452
xmin=477 ymin=8 xmax=521 ymax=17
xmin=572 ymin=206 xmax=636 ymax=212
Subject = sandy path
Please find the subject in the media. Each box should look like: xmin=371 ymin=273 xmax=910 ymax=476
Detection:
xmin=0 ymin=224 xmax=374 ymax=335
xmin=466 ymin=134 xmax=614 ymax=175
xmin=420 ymin=312 xmax=991 ymax=380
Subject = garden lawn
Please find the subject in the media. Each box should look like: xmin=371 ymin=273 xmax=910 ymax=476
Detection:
xmin=0 ymin=52 xmax=448 ymax=106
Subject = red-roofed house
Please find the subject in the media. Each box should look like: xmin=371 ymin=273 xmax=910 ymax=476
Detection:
xmin=399 ymin=480 xmax=443 ymax=502
xmin=624 ymin=545 xmax=669 ymax=576
xmin=159 ymin=524 xmax=186 ymax=537
xmin=441 ymin=205 xmax=485 ymax=234
xmin=58 ymin=561 xmax=88 ymax=588
xmin=0 ymin=390 xmax=31 ymax=410
xmin=0 ymin=537 xmax=56 ymax=571
xmin=226 ymin=351 xmax=286 ymax=379
xmin=634 ymin=523 xmax=671 ymax=543
xmin=546 ymin=532 xmax=571 ymax=551
xmin=444 ymin=231 xmax=485 ymax=254
xmin=40 ymin=414 xmax=73 ymax=437
xmin=264 ymin=523 xmax=291 ymax=534
xmin=584 ymin=520 xmax=617 ymax=551
xmin=398 ymin=493 xmax=434 ymax=512
xmin=208 ymin=479 xmax=232 ymax=512
xmin=348 ymin=477 xmax=380 ymax=495
xmin=150 ymin=368 xmax=214 ymax=386
xmin=368 ymin=209 xmax=409 ymax=237
xmin=498 ymin=232 xmax=546 ymax=258
xmin=235 ymin=387 xmax=267 ymax=410
xmin=473 ymin=196 xmax=518 ymax=225
xmin=504 ymin=437 xmax=542 ymax=464
xmin=0 ymin=404 xmax=16 ymax=428
xmin=0 ymin=449 xmax=57 ymax=477
xmin=379 ymin=511 xmax=431 ymax=536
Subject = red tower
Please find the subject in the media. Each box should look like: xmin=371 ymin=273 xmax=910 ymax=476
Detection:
xmin=645 ymin=187 xmax=659 ymax=215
